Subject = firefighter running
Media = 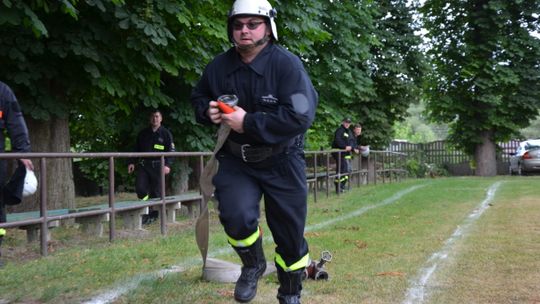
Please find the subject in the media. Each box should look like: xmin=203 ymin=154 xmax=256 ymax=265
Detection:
xmin=190 ymin=1 xmax=318 ymax=302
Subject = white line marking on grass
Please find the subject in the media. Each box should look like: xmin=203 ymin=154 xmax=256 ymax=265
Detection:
xmin=83 ymin=253 xmax=233 ymax=304
xmin=402 ymin=181 xmax=502 ymax=304
xmin=85 ymin=183 xmax=426 ymax=304
xmin=306 ymin=184 xmax=426 ymax=232
xmin=84 ymin=265 xmax=187 ymax=304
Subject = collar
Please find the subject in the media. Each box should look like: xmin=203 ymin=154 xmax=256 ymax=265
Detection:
xmin=224 ymin=43 xmax=274 ymax=77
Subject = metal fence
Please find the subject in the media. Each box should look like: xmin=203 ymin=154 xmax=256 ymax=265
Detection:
xmin=1 ymin=149 xmax=408 ymax=256
xmin=388 ymin=140 xmax=521 ymax=175
xmin=305 ymin=149 xmax=408 ymax=202
xmin=4 ymin=139 xmax=523 ymax=256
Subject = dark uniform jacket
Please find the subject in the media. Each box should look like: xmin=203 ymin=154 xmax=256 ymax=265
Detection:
xmin=190 ymin=43 xmax=318 ymax=150
xmin=332 ymin=125 xmax=353 ymax=151
xmin=0 ymin=82 xmax=31 ymax=154
xmin=129 ymin=126 xmax=174 ymax=167
xmin=0 ymin=81 xmax=31 ymax=221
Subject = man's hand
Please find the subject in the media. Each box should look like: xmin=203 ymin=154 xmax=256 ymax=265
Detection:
xmin=128 ymin=164 xmax=135 ymax=174
xmin=221 ymin=106 xmax=246 ymax=133
xmin=164 ymin=166 xmax=171 ymax=175
xmin=20 ymin=159 xmax=33 ymax=171
xmin=345 ymin=145 xmax=352 ymax=152
xmin=208 ymin=100 xmax=246 ymax=133
xmin=207 ymin=101 xmax=223 ymax=124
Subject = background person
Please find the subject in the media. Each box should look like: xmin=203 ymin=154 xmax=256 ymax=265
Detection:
xmin=190 ymin=0 xmax=318 ymax=302
xmin=352 ymin=123 xmax=369 ymax=156
xmin=332 ymin=117 xmax=353 ymax=193
xmin=127 ymin=110 xmax=174 ymax=224
xmin=0 ymin=81 xmax=34 ymax=267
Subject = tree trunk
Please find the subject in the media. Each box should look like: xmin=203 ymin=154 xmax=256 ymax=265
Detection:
xmin=474 ymin=130 xmax=497 ymax=176
xmin=169 ymin=158 xmax=191 ymax=194
xmin=9 ymin=117 xmax=75 ymax=212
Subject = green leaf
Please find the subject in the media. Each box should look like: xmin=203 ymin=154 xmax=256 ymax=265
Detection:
xmin=118 ymin=18 xmax=129 ymax=29
xmin=23 ymin=6 xmax=48 ymax=37
xmin=60 ymin=0 xmax=79 ymax=19
xmin=84 ymin=63 xmax=101 ymax=78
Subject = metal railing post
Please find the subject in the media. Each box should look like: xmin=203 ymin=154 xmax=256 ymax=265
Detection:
xmin=108 ymin=157 xmax=116 ymax=242
xmin=39 ymin=157 xmax=48 ymax=256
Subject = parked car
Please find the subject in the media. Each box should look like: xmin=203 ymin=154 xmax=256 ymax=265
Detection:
xmin=509 ymin=139 xmax=540 ymax=175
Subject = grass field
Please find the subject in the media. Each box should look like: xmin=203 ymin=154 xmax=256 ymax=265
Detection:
xmin=0 ymin=176 xmax=539 ymax=304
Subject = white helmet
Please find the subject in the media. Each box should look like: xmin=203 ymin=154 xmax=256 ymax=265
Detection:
xmin=361 ymin=146 xmax=370 ymax=157
xmin=23 ymin=169 xmax=38 ymax=197
xmin=228 ymin=0 xmax=278 ymax=41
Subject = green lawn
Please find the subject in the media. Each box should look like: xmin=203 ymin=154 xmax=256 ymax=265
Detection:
xmin=1 ymin=176 xmax=539 ymax=304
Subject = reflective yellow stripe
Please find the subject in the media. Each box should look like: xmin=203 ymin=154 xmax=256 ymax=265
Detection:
xmin=0 ymin=228 xmax=6 ymax=236
xmin=335 ymin=175 xmax=349 ymax=183
xmin=335 ymin=176 xmax=349 ymax=183
xmin=344 ymin=155 xmax=352 ymax=159
xmin=228 ymin=227 xmax=260 ymax=248
xmin=154 ymin=144 xmax=165 ymax=150
xmin=275 ymin=253 xmax=310 ymax=271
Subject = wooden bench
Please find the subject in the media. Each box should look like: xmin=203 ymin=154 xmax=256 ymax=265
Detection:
xmin=306 ymin=171 xmax=330 ymax=193
xmin=5 ymin=191 xmax=202 ymax=242
xmin=5 ymin=210 xmax=63 ymax=243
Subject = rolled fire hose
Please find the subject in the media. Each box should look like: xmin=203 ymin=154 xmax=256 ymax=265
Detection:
xmin=196 ymin=124 xmax=275 ymax=283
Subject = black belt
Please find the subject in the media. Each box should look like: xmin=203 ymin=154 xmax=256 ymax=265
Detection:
xmin=226 ymin=140 xmax=285 ymax=163
xmin=139 ymin=159 xmax=163 ymax=167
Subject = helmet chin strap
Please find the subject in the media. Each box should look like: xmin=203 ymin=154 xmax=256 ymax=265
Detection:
xmin=235 ymin=35 xmax=270 ymax=51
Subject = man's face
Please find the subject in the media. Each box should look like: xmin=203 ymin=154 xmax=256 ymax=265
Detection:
xmin=231 ymin=16 xmax=270 ymax=48
xmin=150 ymin=112 xmax=162 ymax=128
xmin=354 ymin=127 xmax=362 ymax=136
xmin=343 ymin=121 xmax=351 ymax=129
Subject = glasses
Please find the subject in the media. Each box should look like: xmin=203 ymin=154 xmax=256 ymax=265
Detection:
xmin=232 ymin=21 xmax=265 ymax=31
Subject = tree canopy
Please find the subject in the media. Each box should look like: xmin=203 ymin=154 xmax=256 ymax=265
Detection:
xmin=2 ymin=0 xmax=538 ymax=186
xmin=22 ymin=2 xmax=540 ymax=195
xmin=1 ymin=0 xmax=232 ymax=154
xmin=1 ymin=0 xmax=426 ymax=153
xmin=421 ymin=0 xmax=540 ymax=175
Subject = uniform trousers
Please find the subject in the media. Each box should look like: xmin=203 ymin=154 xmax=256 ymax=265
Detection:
xmin=135 ymin=161 xmax=162 ymax=199
xmin=213 ymin=148 xmax=309 ymax=267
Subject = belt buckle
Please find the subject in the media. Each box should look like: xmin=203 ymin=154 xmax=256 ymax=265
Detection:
xmin=241 ymin=144 xmax=251 ymax=162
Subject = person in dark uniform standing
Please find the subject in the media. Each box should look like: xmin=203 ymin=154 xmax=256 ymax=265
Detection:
xmin=127 ymin=110 xmax=174 ymax=223
xmin=190 ymin=0 xmax=318 ymax=303
xmin=0 ymin=81 xmax=34 ymax=267
xmin=332 ymin=117 xmax=353 ymax=193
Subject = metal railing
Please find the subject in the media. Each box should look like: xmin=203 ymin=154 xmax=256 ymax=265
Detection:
xmin=0 ymin=151 xmax=211 ymax=256
xmin=1 ymin=149 xmax=408 ymax=255
xmin=305 ymin=149 xmax=408 ymax=201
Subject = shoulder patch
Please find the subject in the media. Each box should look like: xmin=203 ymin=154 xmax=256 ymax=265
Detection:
xmin=260 ymin=94 xmax=278 ymax=105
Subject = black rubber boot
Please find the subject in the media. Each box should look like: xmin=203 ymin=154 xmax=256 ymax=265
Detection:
xmin=276 ymin=267 xmax=304 ymax=304
xmin=233 ymin=237 xmax=267 ymax=303
xmin=340 ymin=179 xmax=348 ymax=191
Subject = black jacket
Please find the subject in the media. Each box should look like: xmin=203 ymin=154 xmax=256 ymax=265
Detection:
xmin=190 ymin=43 xmax=318 ymax=148
xmin=128 ymin=126 xmax=175 ymax=167
xmin=0 ymin=81 xmax=31 ymax=154
xmin=332 ymin=125 xmax=353 ymax=150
